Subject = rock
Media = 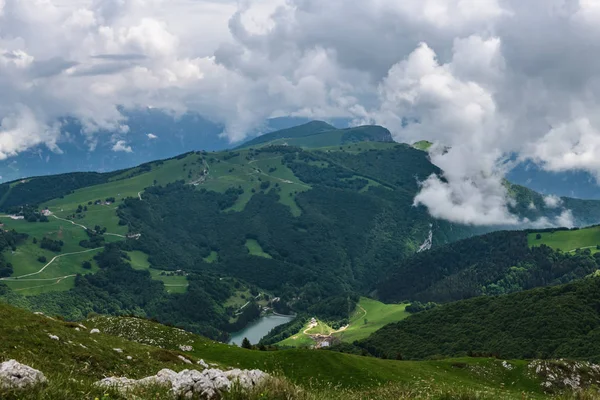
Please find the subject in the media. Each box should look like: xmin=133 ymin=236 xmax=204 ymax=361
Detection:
xmin=126 ymin=356 xmax=133 ymax=360
xmin=197 ymin=359 xmax=209 ymax=369
xmin=75 ymin=327 xmax=80 ymax=331
xmin=225 ymin=369 xmax=268 ymax=389
xmin=94 ymin=367 xmax=268 ymax=398
xmin=0 ymin=360 xmax=47 ymax=389
xmin=96 ymin=376 xmax=138 ymax=391
xmin=179 ymin=345 xmax=193 ymax=352
xmin=501 ymin=361 xmax=513 ymax=370
xmin=90 ymin=328 xmax=100 ymax=334
xmin=48 ymin=334 xmax=59 ymax=341
xmin=529 ymin=360 xmax=600 ymax=392
xmin=178 ymin=355 xmax=193 ymax=364
xmin=113 ymin=348 xmax=123 ymax=353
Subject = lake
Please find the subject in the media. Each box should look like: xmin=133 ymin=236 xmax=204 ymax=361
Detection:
xmin=229 ymin=314 xmax=294 ymax=346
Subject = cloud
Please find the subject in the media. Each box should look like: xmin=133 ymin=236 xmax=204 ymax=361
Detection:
xmin=2 ymin=0 xmax=600 ymax=226
xmin=543 ymin=195 xmax=563 ymax=209
xmin=555 ymin=209 xmax=575 ymax=229
xmin=413 ymin=172 xmax=519 ymax=226
xmin=147 ymin=133 xmax=158 ymax=139
xmin=112 ymin=140 xmax=132 ymax=153
xmin=0 ymin=106 xmax=62 ymax=160
xmin=91 ymin=53 xmax=147 ymax=61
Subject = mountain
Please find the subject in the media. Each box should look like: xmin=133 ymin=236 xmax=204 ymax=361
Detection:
xmin=1 ymin=127 xmax=600 ymax=343
xmin=508 ymin=161 xmax=600 ymax=199
xmin=0 ymin=114 xmax=351 ymax=183
xmin=355 ymin=275 xmax=600 ymax=362
xmin=4 ymin=126 xmax=600 ymax=397
xmin=0 ymin=139 xmax=465 ymax=340
xmin=0 ymin=110 xmax=228 ymax=182
xmin=237 ymin=121 xmax=394 ymax=149
xmin=377 ymin=227 xmax=600 ymax=304
xmin=1 ymin=301 xmax=593 ymax=399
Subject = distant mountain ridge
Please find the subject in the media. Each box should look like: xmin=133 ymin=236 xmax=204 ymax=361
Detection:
xmin=237 ymin=121 xmax=394 ymax=149
xmin=0 ymin=114 xmax=350 ymax=183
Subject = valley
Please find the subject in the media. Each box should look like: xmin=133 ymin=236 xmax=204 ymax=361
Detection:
xmin=2 ymin=123 xmax=600 ymax=398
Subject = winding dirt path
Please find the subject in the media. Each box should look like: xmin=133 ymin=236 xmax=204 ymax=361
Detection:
xmin=51 ymin=214 xmax=88 ymax=230
xmin=0 ymin=247 xmax=103 ymax=280
xmin=568 ymin=245 xmax=597 ymax=253
xmin=13 ymin=274 xmax=76 ymax=292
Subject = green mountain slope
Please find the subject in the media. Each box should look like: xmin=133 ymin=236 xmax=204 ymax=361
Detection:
xmin=1 ymin=301 xmax=596 ymax=399
xmin=1 ymin=142 xmax=467 ymax=340
xmin=356 ymin=276 xmax=600 ymax=363
xmin=377 ymin=230 xmax=600 ymax=304
xmin=237 ymin=121 xmax=336 ymax=148
xmin=528 ymin=225 xmax=600 ymax=253
xmin=507 ymin=182 xmax=600 ymax=227
xmin=268 ymin=297 xmax=411 ymax=348
xmin=2 ymin=124 xmax=600 ymax=342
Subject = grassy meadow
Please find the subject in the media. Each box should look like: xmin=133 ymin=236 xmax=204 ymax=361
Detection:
xmin=278 ymin=298 xmax=411 ymax=347
xmin=127 ymin=250 xmax=188 ymax=293
xmin=528 ymin=226 xmax=600 ymax=253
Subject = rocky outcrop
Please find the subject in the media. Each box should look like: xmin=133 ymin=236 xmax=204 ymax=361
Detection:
xmin=529 ymin=360 xmax=600 ymax=392
xmin=0 ymin=360 xmax=47 ymax=390
xmin=96 ymin=367 xmax=268 ymax=399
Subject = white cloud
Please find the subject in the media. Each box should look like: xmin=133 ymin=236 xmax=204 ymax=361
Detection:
xmin=3 ymin=0 xmax=600 ymax=226
xmin=555 ymin=209 xmax=575 ymax=228
xmin=543 ymin=195 xmax=563 ymax=209
xmin=413 ymin=171 xmax=519 ymax=226
xmin=112 ymin=140 xmax=132 ymax=153
xmin=147 ymin=133 xmax=157 ymax=139
xmin=524 ymin=118 xmax=600 ymax=180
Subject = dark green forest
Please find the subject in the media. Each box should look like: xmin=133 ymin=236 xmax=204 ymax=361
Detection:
xmin=378 ymin=230 xmax=600 ymax=303
xmin=115 ymin=146 xmax=460 ymax=332
xmin=0 ymin=230 xmax=29 ymax=277
xmin=0 ymin=173 xmax=113 ymax=210
xmin=353 ymin=277 xmax=600 ymax=361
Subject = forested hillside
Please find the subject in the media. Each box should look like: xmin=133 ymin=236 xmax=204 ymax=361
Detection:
xmin=378 ymin=230 xmax=600 ymax=303
xmin=356 ymin=277 xmax=600 ymax=361
xmin=2 ymin=124 xmax=600 ymax=342
xmin=114 ymin=144 xmax=468 ymax=336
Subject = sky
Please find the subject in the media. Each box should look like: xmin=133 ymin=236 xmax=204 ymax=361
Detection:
xmin=1 ymin=0 xmax=600 ymax=226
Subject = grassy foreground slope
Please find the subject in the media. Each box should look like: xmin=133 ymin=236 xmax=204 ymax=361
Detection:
xmin=359 ymin=276 xmax=600 ymax=362
xmin=0 ymin=301 xmax=578 ymax=399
